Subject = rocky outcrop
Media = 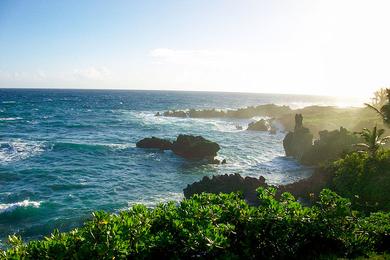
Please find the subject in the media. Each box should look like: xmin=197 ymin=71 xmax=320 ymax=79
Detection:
xmin=283 ymin=114 xmax=313 ymax=160
xmin=300 ymin=127 xmax=360 ymax=165
xmin=136 ymin=137 xmax=172 ymax=150
xmin=163 ymin=110 xmax=188 ymax=118
xmin=183 ymin=173 xmax=268 ymax=205
xmin=283 ymin=114 xmax=360 ymax=166
xmin=137 ymin=135 xmax=224 ymax=163
xmin=183 ymin=169 xmax=333 ymax=205
xmin=247 ymin=119 xmax=270 ymax=131
xmin=158 ymin=104 xmax=292 ymax=119
xmin=171 ymin=135 xmax=220 ymax=160
xmin=278 ymin=168 xmax=334 ymax=200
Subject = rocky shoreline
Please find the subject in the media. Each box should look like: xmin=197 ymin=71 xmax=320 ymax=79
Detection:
xmin=146 ymin=104 xmax=385 ymax=206
xmin=183 ymin=168 xmax=332 ymax=205
xmin=156 ymin=103 xmax=382 ymax=136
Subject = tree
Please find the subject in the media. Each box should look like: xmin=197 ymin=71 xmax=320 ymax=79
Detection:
xmin=355 ymin=126 xmax=390 ymax=156
xmin=370 ymin=88 xmax=388 ymax=108
xmin=365 ymin=88 xmax=390 ymax=126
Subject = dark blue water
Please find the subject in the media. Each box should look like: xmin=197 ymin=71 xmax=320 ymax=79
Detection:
xmin=0 ymin=89 xmax=362 ymax=245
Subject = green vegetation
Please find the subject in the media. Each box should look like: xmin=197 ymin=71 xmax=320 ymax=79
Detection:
xmin=2 ymin=188 xmax=389 ymax=259
xmin=365 ymin=88 xmax=390 ymax=126
xmin=332 ymin=150 xmax=390 ymax=212
xmin=355 ymin=126 xmax=390 ymax=156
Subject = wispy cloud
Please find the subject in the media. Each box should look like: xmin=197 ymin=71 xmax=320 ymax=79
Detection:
xmin=0 ymin=70 xmax=47 ymax=81
xmin=72 ymin=66 xmax=112 ymax=81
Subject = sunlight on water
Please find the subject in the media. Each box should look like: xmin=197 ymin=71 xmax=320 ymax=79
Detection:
xmin=0 ymin=89 xmax=361 ymax=243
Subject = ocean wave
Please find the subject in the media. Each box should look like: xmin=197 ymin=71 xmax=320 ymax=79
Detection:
xmin=128 ymin=110 xmax=246 ymax=133
xmin=0 ymin=140 xmax=45 ymax=164
xmin=1 ymin=101 xmax=16 ymax=104
xmin=0 ymin=117 xmax=23 ymax=121
xmin=0 ymin=200 xmax=41 ymax=214
xmin=52 ymin=142 xmax=133 ymax=153
xmin=126 ymin=192 xmax=183 ymax=208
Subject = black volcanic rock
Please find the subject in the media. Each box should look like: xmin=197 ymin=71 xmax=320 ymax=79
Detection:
xmin=283 ymin=114 xmax=313 ymax=160
xmin=300 ymin=127 xmax=360 ymax=165
xmin=157 ymin=104 xmax=292 ymax=119
xmin=183 ymin=173 xmax=268 ymax=205
xmin=171 ymin=135 xmax=220 ymax=160
xmin=283 ymin=114 xmax=360 ymax=166
xmin=136 ymin=137 xmax=172 ymax=150
xmin=183 ymin=170 xmax=333 ymax=205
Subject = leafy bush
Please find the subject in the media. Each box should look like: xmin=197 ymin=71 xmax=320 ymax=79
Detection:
xmin=1 ymin=189 xmax=389 ymax=259
xmin=332 ymin=150 xmax=390 ymax=211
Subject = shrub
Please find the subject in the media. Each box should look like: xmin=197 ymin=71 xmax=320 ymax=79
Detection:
xmin=332 ymin=150 xmax=390 ymax=211
xmin=1 ymin=189 xmax=389 ymax=259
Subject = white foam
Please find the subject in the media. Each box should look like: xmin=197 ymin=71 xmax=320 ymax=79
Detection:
xmin=106 ymin=143 xmax=134 ymax=150
xmin=0 ymin=117 xmax=22 ymax=121
xmin=126 ymin=192 xmax=183 ymax=208
xmin=0 ymin=200 xmax=41 ymax=214
xmin=0 ymin=140 xmax=45 ymax=164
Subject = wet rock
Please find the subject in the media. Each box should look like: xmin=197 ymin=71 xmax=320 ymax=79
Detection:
xmin=136 ymin=137 xmax=172 ymax=150
xmin=171 ymin=135 xmax=220 ymax=160
xmin=209 ymin=158 xmax=227 ymax=164
xmin=162 ymin=110 xmax=188 ymax=118
xmin=247 ymin=119 xmax=270 ymax=131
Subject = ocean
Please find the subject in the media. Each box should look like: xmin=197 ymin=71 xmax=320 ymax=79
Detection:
xmin=0 ymin=89 xmax=363 ymax=245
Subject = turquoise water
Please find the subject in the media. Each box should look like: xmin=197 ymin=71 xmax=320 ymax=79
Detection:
xmin=0 ymin=89 xmax=362 ymax=245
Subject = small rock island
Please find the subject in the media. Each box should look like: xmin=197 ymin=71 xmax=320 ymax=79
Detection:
xmin=137 ymin=134 xmax=226 ymax=164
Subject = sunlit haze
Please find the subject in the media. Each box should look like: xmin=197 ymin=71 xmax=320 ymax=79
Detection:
xmin=1 ymin=0 xmax=389 ymax=97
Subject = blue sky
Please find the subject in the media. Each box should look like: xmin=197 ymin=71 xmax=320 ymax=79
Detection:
xmin=0 ymin=0 xmax=389 ymax=96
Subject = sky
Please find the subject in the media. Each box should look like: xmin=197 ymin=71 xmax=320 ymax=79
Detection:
xmin=0 ymin=0 xmax=389 ymax=97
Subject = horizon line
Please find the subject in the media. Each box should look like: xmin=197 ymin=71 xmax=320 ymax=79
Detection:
xmin=0 ymin=87 xmax=364 ymax=100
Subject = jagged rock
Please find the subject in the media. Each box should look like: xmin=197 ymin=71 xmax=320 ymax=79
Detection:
xmin=209 ymin=158 xmax=227 ymax=164
xmin=183 ymin=173 xmax=268 ymax=205
xmin=137 ymin=135 xmax=223 ymax=163
xmin=247 ymin=119 xmax=270 ymax=131
xmin=136 ymin=137 xmax=172 ymax=150
xmin=283 ymin=114 xmax=313 ymax=160
xmin=278 ymin=168 xmax=334 ymax=200
xmin=294 ymin=113 xmax=303 ymax=130
xmin=162 ymin=110 xmax=187 ymax=118
xmin=171 ymin=135 xmax=220 ymax=160
xmin=158 ymin=104 xmax=292 ymax=119
xmin=283 ymin=114 xmax=360 ymax=165
xmin=183 ymin=170 xmax=333 ymax=205
xmin=300 ymin=127 xmax=360 ymax=165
